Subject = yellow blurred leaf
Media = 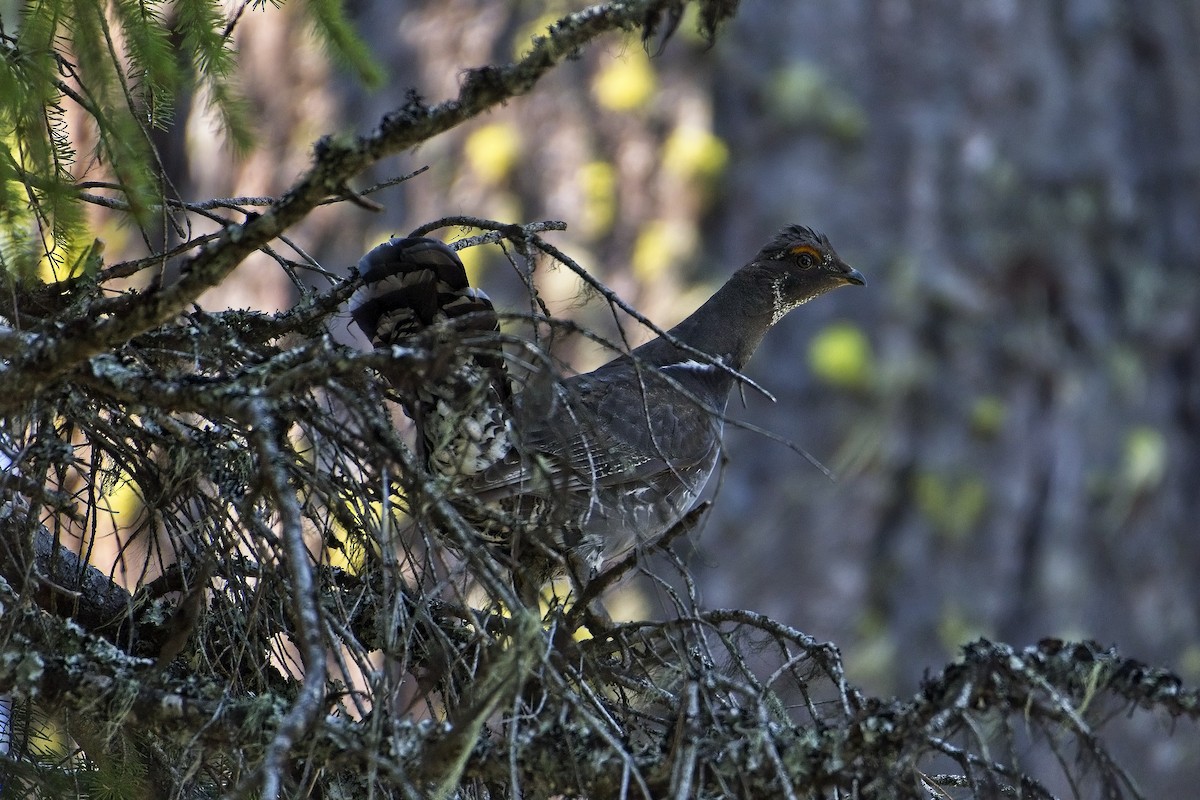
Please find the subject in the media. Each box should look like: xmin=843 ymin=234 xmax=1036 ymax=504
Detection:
xmin=915 ymin=471 xmax=989 ymax=542
xmin=99 ymin=468 xmax=145 ymax=533
xmin=592 ymin=53 xmax=656 ymax=111
xmin=578 ymin=160 xmax=617 ymax=237
xmin=510 ymin=12 xmax=562 ymax=59
xmin=1123 ymin=426 xmax=1167 ymax=491
xmin=662 ymin=126 xmax=729 ymax=182
xmin=464 ymin=123 xmax=522 ymax=185
xmin=631 ymin=220 xmax=695 ymax=283
xmin=768 ymin=62 xmax=866 ymax=142
xmin=969 ymin=395 xmax=1007 ymax=438
xmin=937 ymin=603 xmax=989 ymax=654
xmin=451 ymin=241 xmax=491 ymax=288
xmin=807 ymin=322 xmax=873 ymax=389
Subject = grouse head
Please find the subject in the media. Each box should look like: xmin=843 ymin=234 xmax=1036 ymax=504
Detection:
xmin=750 ymin=225 xmax=865 ymax=323
xmin=659 ymin=225 xmax=864 ymax=371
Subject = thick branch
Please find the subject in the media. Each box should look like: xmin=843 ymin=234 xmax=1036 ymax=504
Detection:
xmin=0 ymin=0 xmax=678 ymax=410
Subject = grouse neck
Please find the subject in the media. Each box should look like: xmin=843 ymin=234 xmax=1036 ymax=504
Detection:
xmin=639 ymin=266 xmax=776 ymax=372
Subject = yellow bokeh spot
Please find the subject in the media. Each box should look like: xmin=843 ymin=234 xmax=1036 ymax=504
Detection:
xmin=324 ymin=492 xmax=401 ymax=575
xmin=769 ymin=63 xmax=827 ymax=118
xmin=937 ymin=603 xmax=990 ymax=654
xmin=578 ymin=160 xmax=617 ymax=237
xmin=662 ymin=126 xmax=728 ymax=182
xmin=35 ymin=237 xmax=102 ymax=284
xmin=915 ymin=471 xmax=988 ymax=542
xmin=768 ymin=62 xmax=867 ymax=142
xmin=464 ymin=123 xmax=522 ymax=185
xmin=100 ymin=468 xmax=145 ymax=534
xmin=631 ymin=220 xmax=695 ymax=283
xmin=969 ymin=395 xmax=1007 ymax=438
xmin=37 ymin=256 xmax=79 ymax=283
xmin=511 ymin=12 xmax=563 ymax=59
xmin=592 ymin=53 xmax=657 ymax=111
xmin=1123 ymin=426 xmax=1167 ymax=491
xmin=325 ymin=532 xmax=368 ymax=575
xmin=450 ymin=240 xmax=491 ymax=287
xmin=807 ymin=322 xmax=873 ymax=389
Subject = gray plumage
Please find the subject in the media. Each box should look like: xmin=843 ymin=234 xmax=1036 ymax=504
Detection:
xmin=350 ymin=227 xmax=864 ymax=587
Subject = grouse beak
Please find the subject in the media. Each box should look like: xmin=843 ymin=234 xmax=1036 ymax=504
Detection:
xmin=842 ymin=266 xmax=867 ymax=286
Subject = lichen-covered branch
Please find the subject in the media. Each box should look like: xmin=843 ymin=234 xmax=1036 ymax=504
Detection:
xmin=2 ymin=580 xmax=1194 ymax=800
xmin=0 ymin=0 xmax=690 ymax=409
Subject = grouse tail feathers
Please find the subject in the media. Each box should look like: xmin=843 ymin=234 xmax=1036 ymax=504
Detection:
xmin=350 ymin=237 xmax=511 ymax=387
xmin=350 ymin=237 xmax=516 ymax=476
xmin=351 ymin=237 xmax=499 ymax=347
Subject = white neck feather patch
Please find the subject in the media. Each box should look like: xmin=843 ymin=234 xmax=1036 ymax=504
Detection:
xmin=771 ymin=278 xmax=814 ymax=324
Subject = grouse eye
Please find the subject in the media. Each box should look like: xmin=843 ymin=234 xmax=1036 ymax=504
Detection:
xmin=788 ymin=244 xmax=821 ymax=268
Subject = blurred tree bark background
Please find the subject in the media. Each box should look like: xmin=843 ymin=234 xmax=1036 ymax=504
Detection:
xmin=131 ymin=0 xmax=1200 ymax=791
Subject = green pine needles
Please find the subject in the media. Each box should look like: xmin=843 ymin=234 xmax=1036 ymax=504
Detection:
xmin=0 ymin=0 xmax=382 ymax=283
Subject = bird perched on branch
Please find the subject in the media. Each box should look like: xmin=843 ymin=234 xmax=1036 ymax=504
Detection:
xmin=350 ymin=226 xmax=864 ymax=596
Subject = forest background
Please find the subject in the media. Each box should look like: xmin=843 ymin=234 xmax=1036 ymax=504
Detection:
xmin=2 ymin=0 xmax=1199 ymax=796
